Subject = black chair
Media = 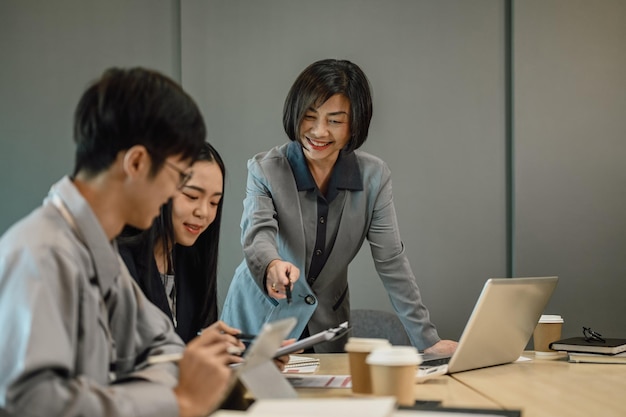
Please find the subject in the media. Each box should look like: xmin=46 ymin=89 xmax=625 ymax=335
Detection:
xmin=349 ymin=309 xmax=412 ymax=346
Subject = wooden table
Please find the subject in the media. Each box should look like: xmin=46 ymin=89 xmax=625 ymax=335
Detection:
xmin=451 ymin=352 xmax=626 ymax=417
xmin=300 ymin=352 xmax=626 ymax=417
xmin=299 ymin=354 xmax=501 ymax=409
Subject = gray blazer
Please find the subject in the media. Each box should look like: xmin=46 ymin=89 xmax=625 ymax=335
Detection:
xmin=221 ymin=143 xmax=440 ymax=352
xmin=0 ymin=177 xmax=183 ymax=416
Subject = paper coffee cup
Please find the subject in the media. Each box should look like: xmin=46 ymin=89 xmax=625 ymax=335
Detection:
xmin=344 ymin=338 xmax=391 ymax=394
xmin=366 ymin=346 xmax=422 ymax=406
xmin=533 ymin=314 xmax=564 ymax=357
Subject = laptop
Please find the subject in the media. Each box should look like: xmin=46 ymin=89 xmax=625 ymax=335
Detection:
xmin=420 ymin=276 xmax=558 ymax=375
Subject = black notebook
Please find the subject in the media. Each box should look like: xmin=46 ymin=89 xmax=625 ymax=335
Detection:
xmin=549 ymin=337 xmax=626 ymax=355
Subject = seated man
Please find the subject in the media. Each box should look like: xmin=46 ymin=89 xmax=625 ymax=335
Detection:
xmin=0 ymin=67 xmax=243 ymax=417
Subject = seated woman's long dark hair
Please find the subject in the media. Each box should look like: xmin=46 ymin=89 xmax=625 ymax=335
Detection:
xmin=176 ymin=142 xmax=225 ymax=329
xmin=118 ymin=142 xmax=225 ymax=337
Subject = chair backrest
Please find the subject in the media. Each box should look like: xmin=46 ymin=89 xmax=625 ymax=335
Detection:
xmin=349 ymin=309 xmax=412 ymax=346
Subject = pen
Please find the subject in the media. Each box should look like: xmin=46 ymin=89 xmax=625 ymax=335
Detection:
xmin=196 ymin=329 xmax=256 ymax=340
xmin=147 ymin=345 xmax=245 ymax=365
xmin=285 ymin=278 xmax=292 ymax=304
xmin=236 ymin=333 xmax=257 ymax=340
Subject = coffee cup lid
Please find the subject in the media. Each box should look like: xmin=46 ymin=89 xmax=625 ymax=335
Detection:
xmin=366 ymin=346 xmax=423 ymax=366
xmin=345 ymin=337 xmax=391 ymax=352
xmin=538 ymin=314 xmax=563 ymax=324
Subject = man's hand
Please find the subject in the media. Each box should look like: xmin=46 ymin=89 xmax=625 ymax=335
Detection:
xmin=174 ymin=321 xmax=245 ymax=417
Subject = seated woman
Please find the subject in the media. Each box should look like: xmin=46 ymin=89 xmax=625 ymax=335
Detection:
xmin=118 ymin=141 xmax=226 ymax=342
xmin=118 ymin=142 xmax=294 ymax=380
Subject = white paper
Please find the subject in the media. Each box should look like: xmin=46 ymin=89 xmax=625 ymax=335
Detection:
xmin=282 ymin=355 xmax=321 ymax=374
xmin=285 ymin=374 xmax=352 ymax=388
xmin=393 ymin=411 xmax=509 ymax=417
xmin=248 ymin=397 xmax=395 ymax=417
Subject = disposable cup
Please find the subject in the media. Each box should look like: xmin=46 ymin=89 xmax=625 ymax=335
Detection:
xmin=344 ymin=338 xmax=391 ymax=394
xmin=366 ymin=346 xmax=422 ymax=406
xmin=533 ymin=314 xmax=564 ymax=357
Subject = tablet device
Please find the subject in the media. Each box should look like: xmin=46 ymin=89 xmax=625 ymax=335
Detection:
xmin=235 ymin=317 xmax=298 ymax=399
xmin=274 ymin=321 xmax=349 ymax=357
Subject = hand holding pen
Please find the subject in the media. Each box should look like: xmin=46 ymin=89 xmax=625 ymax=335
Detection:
xmin=197 ymin=322 xmax=254 ymax=354
xmin=151 ymin=322 xmax=249 ymax=365
xmin=265 ymin=259 xmax=299 ymax=304
xmin=172 ymin=321 xmax=245 ymax=417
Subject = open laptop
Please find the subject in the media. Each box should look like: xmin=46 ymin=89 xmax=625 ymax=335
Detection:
xmin=420 ymin=276 xmax=558 ymax=375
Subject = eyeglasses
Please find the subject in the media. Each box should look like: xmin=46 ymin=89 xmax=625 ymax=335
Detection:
xmin=582 ymin=326 xmax=605 ymax=343
xmin=164 ymin=161 xmax=193 ymax=190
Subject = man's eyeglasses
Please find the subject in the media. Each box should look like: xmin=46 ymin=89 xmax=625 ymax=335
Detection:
xmin=164 ymin=161 xmax=193 ymax=190
xmin=583 ymin=326 xmax=605 ymax=343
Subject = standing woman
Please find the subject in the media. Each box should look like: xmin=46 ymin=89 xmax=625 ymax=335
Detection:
xmin=222 ymin=59 xmax=457 ymax=355
xmin=119 ymin=142 xmax=225 ymax=343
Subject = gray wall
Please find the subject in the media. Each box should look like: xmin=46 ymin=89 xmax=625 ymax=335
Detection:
xmin=180 ymin=0 xmax=507 ymax=341
xmin=1 ymin=0 xmax=624 ymax=342
xmin=0 ymin=0 xmax=181 ymax=230
xmin=513 ymin=0 xmax=626 ymax=337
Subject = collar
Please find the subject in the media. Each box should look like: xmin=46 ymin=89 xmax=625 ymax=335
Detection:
xmin=47 ymin=176 xmax=121 ymax=297
xmin=286 ymin=141 xmax=363 ymax=200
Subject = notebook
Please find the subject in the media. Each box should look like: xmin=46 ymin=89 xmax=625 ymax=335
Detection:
xmin=421 ymin=276 xmax=558 ymax=374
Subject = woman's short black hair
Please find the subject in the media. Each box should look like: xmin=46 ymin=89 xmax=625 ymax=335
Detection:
xmin=282 ymin=59 xmax=373 ymax=152
xmin=73 ymin=67 xmax=206 ymax=178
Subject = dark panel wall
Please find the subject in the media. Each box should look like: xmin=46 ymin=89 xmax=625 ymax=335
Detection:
xmin=514 ymin=0 xmax=626 ymax=338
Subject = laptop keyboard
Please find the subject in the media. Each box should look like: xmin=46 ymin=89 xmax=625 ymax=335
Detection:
xmin=419 ymin=356 xmax=451 ymax=369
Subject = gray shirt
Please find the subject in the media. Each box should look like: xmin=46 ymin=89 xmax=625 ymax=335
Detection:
xmin=0 ymin=177 xmax=184 ymax=417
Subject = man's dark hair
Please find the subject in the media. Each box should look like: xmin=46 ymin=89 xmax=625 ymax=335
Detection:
xmin=73 ymin=67 xmax=206 ymax=177
xmin=282 ymin=59 xmax=373 ymax=152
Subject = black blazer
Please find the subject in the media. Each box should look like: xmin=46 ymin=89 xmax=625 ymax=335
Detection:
xmin=119 ymin=243 xmax=202 ymax=343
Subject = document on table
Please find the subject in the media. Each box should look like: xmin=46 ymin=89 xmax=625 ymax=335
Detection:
xmin=248 ymin=397 xmax=396 ymax=417
xmin=393 ymin=411 xmax=512 ymax=417
xmin=285 ymin=374 xmax=352 ymax=388
xmin=211 ymin=405 xmax=512 ymax=417
xmin=282 ymin=355 xmax=320 ymax=374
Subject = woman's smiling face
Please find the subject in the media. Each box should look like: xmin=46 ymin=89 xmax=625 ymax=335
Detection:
xmin=299 ymin=93 xmax=351 ymax=164
xmin=171 ymin=160 xmax=223 ymax=247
